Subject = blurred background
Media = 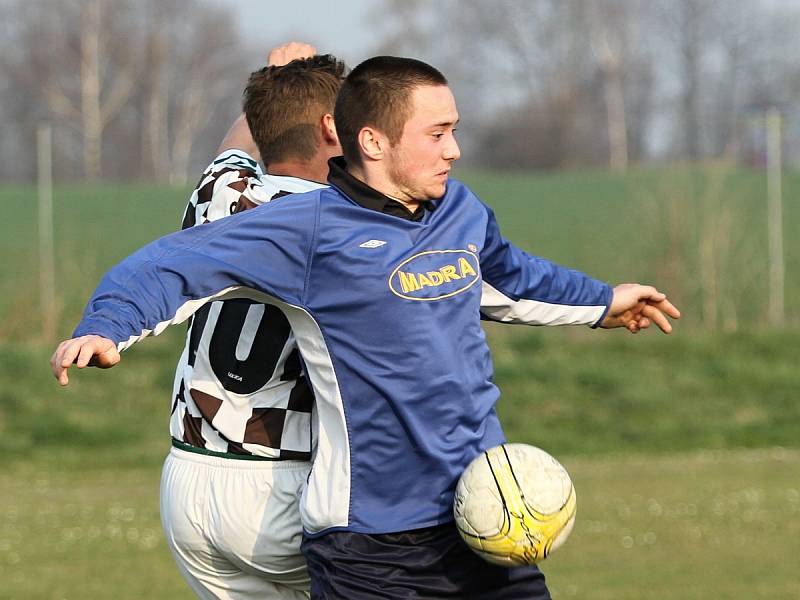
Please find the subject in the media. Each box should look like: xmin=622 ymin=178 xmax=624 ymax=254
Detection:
xmin=0 ymin=1 xmax=798 ymax=598
xmin=1 ymin=0 xmax=799 ymax=181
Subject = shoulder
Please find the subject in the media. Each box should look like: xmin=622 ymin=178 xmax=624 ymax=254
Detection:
xmin=198 ymin=149 xmax=263 ymax=193
xmin=439 ymin=178 xmax=491 ymax=216
xmin=182 ymin=150 xmax=263 ymax=227
xmin=242 ymin=186 xmax=326 ymax=217
xmin=230 ymin=170 xmax=327 ymax=213
xmin=444 ymin=178 xmax=483 ymax=204
xmin=211 ymin=149 xmax=262 ymax=174
xmin=255 ymin=174 xmax=327 ymax=202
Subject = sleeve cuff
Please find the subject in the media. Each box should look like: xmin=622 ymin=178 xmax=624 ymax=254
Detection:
xmin=590 ymin=284 xmax=614 ymax=329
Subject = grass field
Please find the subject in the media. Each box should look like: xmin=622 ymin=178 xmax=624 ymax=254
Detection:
xmin=2 ymin=167 xmax=799 ymax=598
xmin=546 ymin=448 xmax=800 ymax=599
xmin=2 ymin=446 xmax=797 ymax=599
xmin=2 ymin=165 xmax=799 ymax=338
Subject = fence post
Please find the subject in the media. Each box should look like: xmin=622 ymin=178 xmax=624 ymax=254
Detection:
xmin=37 ymin=122 xmax=56 ymax=342
xmin=765 ymin=108 xmax=784 ymax=327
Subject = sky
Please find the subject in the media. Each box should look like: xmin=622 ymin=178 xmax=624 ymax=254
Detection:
xmin=212 ymin=0 xmax=380 ymax=66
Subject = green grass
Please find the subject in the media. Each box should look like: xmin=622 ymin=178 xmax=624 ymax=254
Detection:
xmin=2 ymin=448 xmax=797 ymax=599
xmin=3 ymin=166 xmax=799 ymax=339
xmin=490 ymin=325 xmax=800 ymax=454
xmin=0 ymin=336 xmax=182 ymax=466
xmin=0 ymin=462 xmax=190 ymax=600
xmin=545 ymin=448 xmax=800 ymax=599
xmin=2 ymin=332 xmax=798 ymax=597
xmin=5 ymin=329 xmax=798 ymax=464
xmin=460 ymin=166 xmax=800 ymax=329
xmin=2 ymin=167 xmax=799 ymax=597
xmin=0 ymin=183 xmax=190 ymax=342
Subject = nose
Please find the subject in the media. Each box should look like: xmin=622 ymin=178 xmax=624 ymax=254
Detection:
xmin=443 ymin=134 xmax=461 ymax=162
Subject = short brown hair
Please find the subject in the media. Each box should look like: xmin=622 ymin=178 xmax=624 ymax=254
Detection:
xmin=243 ymin=54 xmax=346 ymax=166
xmin=334 ymin=56 xmax=448 ymax=166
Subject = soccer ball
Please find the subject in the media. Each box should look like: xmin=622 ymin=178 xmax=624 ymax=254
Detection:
xmin=453 ymin=443 xmax=576 ymax=566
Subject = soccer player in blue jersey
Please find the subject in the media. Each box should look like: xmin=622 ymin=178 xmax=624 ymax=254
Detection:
xmin=52 ymin=56 xmax=679 ymax=599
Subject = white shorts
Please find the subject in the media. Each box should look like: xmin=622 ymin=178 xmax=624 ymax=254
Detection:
xmin=160 ymin=446 xmax=311 ymax=600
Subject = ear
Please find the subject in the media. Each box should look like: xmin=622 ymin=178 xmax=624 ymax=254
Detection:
xmin=357 ymin=126 xmax=387 ymax=162
xmin=320 ymin=113 xmax=338 ymax=146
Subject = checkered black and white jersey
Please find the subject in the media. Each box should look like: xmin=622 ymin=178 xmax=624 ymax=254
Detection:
xmin=170 ymin=150 xmax=326 ymax=459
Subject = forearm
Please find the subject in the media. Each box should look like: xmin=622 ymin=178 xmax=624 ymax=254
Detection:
xmin=217 ymin=113 xmax=261 ymax=163
xmin=74 ymin=199 xmax=314 ymax=349
xmin=478 ymin=203 xmax=611 ymax=326
xmin=74 ymin=224 xmax=254 ymax=350
xmin=480 ymin=263 xmax=612 ymax=327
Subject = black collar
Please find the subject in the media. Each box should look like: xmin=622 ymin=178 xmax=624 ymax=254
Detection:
xmin=327 ymin=157 xmax=434 ymax=222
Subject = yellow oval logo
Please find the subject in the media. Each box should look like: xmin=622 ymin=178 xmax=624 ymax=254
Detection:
xmin=389 ymin=250 xmax=480 ymax=301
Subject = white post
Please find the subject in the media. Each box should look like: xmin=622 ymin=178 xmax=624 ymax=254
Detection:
xmin=765 ymin=107 xmax=784 ymax=327
xmin=37 ymin=122 xmax=56 ymax=342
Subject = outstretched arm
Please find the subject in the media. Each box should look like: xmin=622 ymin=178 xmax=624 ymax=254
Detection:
xmin=51 ymin=335 xmax=120 ymax=386
xmin=478 ymin=201 xmax=614 ymax=327
xmin=217 ymin=41 xmax=318 ymax=160
xmin=217 ymin=113 xmax=260 ymax=161
xmin=476 ymin=200 xmax=679 ymax=334
xmin=51 ymin=191 xmax=317 ymax=387
xmin=600 ymin=283 xmax=681 ymax=334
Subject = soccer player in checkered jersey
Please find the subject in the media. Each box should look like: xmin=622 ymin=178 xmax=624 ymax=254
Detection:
xmin=160 ymin=43 xmax=344 ymax=599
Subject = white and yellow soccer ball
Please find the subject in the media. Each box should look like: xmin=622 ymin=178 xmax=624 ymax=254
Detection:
xmin=453 ymin=443 xmax=576 ymax=566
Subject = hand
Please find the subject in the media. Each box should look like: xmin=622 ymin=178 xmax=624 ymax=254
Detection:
xmin=601 ymin=284 xmax=681 ymax=334
xmin=50 ymin=335 xmax=120 ymax=386
xmin=267 ymin=42 xmax=317 ymax=67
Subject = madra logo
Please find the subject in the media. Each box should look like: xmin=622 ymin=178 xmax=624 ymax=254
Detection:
xmin=389 ymin=250 xmax=480 ymax=301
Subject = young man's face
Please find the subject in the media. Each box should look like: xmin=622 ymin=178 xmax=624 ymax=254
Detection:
xmin=384 ymin=84 xmax=461 ymax=203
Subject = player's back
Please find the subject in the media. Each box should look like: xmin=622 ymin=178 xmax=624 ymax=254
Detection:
xmin=170 ymin=150 xmax=326 ymax=459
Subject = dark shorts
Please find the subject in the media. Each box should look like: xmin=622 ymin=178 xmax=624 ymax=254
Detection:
xmin=301 ymin=522 xmax=552 ymax=600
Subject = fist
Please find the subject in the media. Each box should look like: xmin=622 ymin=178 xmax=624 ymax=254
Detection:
xmin=268 ymin=42 xmax=317 ymax=67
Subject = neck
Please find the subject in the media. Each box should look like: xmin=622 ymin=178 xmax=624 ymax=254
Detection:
xmin=266 ymin=157 xmax=328 ymax=184
xmin=347 ymin=163 xmax=421 ymax=213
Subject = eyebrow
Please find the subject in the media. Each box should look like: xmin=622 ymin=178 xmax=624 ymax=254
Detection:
xmin=429 ymin=118 xmax=460 ymax=129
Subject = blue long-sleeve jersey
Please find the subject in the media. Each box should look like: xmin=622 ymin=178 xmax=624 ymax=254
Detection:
xmin=74 ymin=179 xmax=612 ymax=535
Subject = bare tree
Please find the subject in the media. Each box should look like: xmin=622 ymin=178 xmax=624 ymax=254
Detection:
xmin=654 ymin=0 xmax=728 ymax=161
xmin=2 ymin=0 xmax=799 ymax=179
xmin=2 ymin=0 xmax=141 ymax=180
xmin=37 ymin=0 xmax=141 ymax=180
xmin=587 ymin=0 xmax=640 ymax=170
xmin=0 ymin=0 xmax=248 ymax=182
xmin=161 ymin=3 xmax=245 ymax=184
xmin=143 ymin=1 xmax=170 ymax=181
xmin=372 ymin=0 xmax=658 ymax=169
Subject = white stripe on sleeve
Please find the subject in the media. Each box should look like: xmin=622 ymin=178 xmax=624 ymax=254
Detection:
xmin=480 ymin=281 xmax=606 ymax=326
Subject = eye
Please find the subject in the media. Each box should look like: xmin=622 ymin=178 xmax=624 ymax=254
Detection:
xmin=432 ymin=133 xmax=444 ymax=140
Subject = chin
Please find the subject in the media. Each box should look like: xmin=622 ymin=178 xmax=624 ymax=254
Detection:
xmin=427 ymin=183 xmax=447 ymax=199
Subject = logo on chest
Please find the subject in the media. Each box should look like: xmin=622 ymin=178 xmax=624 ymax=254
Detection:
xmin=389 ymin=250 xmax=480 ymax=301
